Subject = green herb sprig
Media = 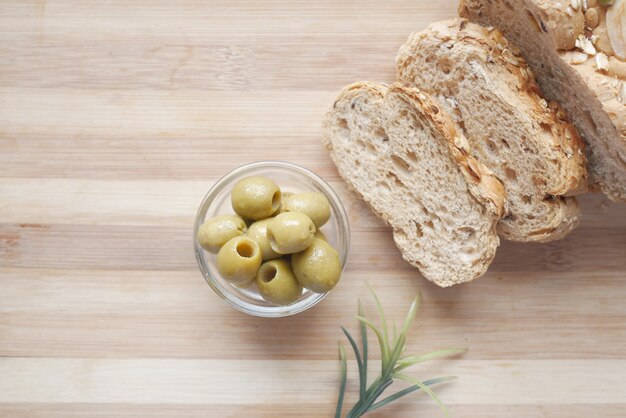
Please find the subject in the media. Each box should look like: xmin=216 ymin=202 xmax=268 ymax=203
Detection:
xmin=335 ymin=289 xmax=466 ymax=418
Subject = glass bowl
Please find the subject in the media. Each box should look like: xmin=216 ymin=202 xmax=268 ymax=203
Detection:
xmin=193 ymin=161 xmax=350 ymax=317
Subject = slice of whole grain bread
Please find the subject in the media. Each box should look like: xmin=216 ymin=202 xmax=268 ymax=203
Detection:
xmin=397 ymin=18 xmax=588 ymax=243
xmin=322 ymin=81 xmax=505 ymax=287
xmin=459 ymin=0 xmax=626 ymax=202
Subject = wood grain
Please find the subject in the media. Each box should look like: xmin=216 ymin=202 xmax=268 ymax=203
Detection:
xmin=1 ymin=1 xmax=625 ymax=417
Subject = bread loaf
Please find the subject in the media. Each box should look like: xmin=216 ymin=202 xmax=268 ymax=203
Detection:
xmin=322 ymin=82 xmax=506 ymax=287
xmin=459 ymin=0 xmax=626 ymax=202
xmin=397 ymin=18 xmax=588 ymax=242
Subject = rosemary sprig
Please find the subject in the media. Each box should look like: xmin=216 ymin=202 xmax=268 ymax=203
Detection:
xmin=334 ymin=288 xmax=466 ymax=418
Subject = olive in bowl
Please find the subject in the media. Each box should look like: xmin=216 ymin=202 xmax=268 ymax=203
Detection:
xmin=216 ymin=236 xmax=262 ymax=287
xmin=282 ymin=192 xmax=331 ymax=228
xmin=197 ymin=215 xmax=247 ymax=253
xmin=267 ymin=212 xmax=316 ymax=254
xmin=256 ymin=259 xmax=303 ymax=306
xmin=291 ymin=238 xmax=342 ymax=293
xmin=231 ymin=176 xmax=281 ymax=220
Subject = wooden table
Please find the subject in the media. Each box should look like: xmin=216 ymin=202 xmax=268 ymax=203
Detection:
xmin=1 ymin=1 xmax=625 ymax=417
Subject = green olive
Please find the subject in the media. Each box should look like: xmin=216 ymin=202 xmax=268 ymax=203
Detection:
xmin=247 ymin=219 xmax=281 ymax=261
xmin=256 ymin=258 xmax=303 ymax=306
xmin=197 ymin=215 xmax=247 ymax=253
xmin=282 ymin=192 xmax=331 ymax=228
xmin=291 ymin=238 xmax=342 ymax=293
xmin=267 ymin=212 xmax=316 ymax=254
xmin=231 ymin=176 xmax=281 ymax=220
xmin=216 ymin=236 xmax=262 ymax=287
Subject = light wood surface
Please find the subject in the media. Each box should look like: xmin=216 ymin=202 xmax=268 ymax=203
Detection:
xmin=1 ymin=1 xmax=625 ymax=417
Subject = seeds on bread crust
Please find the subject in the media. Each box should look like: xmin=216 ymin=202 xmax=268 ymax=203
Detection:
xmin=459 ymin=0 xmax=626 ymax=201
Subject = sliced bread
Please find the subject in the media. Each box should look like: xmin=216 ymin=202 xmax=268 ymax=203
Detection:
xmin=397 ymin=18 xmax=588 ymax=243
xmin=322 ymin=82 xmax=506 ymax=287
xmin=459 ymin=0 xmax=626 ymax=202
